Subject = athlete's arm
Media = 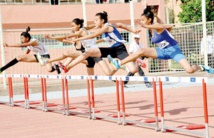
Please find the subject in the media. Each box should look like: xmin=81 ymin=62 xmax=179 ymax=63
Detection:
xmin=140 ymin=23 xmax=172 ymax=31
xmin=113 ymin=23 xmax=140 ymax=34
xmin=26 ymin=49 xmax=31 ymax=54
xmin=96 ymin=39 xmax=104 ymax=44
xmin=74 ymin=26 xmax=108 ymax=41
xmin=85 ymin=24 xmax=96 ymax=30
xmin=62 ymin=39 xmax=76 ymax=44
xmin=45 ymin=31 xmax=82 ymax=41
xmin=3 ymin=40 xmax=38 ymax=48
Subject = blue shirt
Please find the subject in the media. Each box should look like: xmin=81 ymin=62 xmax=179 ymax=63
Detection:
xmin=102 ymin=23 xmax=126 ymax=48
xmin=151 ymin=29 xmax=177 ymax=48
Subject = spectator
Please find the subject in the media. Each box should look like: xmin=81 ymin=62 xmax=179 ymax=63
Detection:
xmin=123 ymin=34 xmax=152 ymax=88
xmin=96 ymin=0 xmax=103 ymax=4
xmin=51 ymin=0 xmax=58 ymax=5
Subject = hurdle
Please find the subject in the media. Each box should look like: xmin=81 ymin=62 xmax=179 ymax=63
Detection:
xmin=85 ymin=76 xmax=126 ymax=124
xmin=1 ymin=74 xmax=70 ymax=114
xmin=119 ymin=76 xmax=160 ymax=131
xmin=158 ymin=76 xmax=210 ymax=138
xmin=1 ymin=74 xmax=161 ymax=130
xmin=59 ymin=75 xmax=97 ymax=118
xmin=83 ymin=75 xmax=160 ymax=131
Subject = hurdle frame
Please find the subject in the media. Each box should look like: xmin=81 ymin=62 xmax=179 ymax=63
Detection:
xmin=158 ymin=76 xmax=210 ymax=138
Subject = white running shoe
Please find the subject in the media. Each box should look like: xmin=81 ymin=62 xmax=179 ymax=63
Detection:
xmin=36 ymin=53 xmax=44 ymax=66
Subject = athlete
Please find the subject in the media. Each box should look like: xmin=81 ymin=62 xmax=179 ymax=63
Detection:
xmin=0 ymin=27 xmax=60 ymax=74
xmin=108 ymin=8 xmax=214 ymax=74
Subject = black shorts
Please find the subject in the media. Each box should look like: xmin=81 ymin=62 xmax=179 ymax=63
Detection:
xmin=76 ymin=47 xmax=103 ymax=68
xmin=34 ymin=54 xmax=50 ymax=62
xmin=86 ymin=57 xmax=102 ymax=68
xmin=99 ymin=44 xmax=128 ymax=60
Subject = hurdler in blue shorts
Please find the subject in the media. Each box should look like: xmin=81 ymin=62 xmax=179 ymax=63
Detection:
xmin=108 ymin=7 xmax=214 ymax=74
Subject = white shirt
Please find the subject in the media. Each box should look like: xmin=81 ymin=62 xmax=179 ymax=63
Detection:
xmin=80 ymin=28 xmax=98 ymax=51
xmin=129 ymin=41 xmax=142 ymax=54
xmin=200 ymin=35 xmax=214 ymax=55
xmin=27 ymin=38 xmax=48 ymax=55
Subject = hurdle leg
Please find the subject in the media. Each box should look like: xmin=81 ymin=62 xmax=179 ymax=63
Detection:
xmin=116 ymin=79 xmax=121 ymax=125
xmin=159 ymin=78 xmax=165 ymax=132
xmin=61 ymin=78 xmax=66 ymax=115
xmin=65 ymin=78 xmax=70 ymax=116
xmin=8 ymin=77 xmax=14 ymax=107
xmin=26 ymin=77 xmax=30 ymax=109
xmin=41 ymin=78 xmax=47 ymax=112
xmin=24 ymin=77 xmax=30 ymax=109
xmin=43 ymin=78 xmax=48 ymax=112
xmin=86 ymin=79 xmax=92 ymax=119
xmin=120 ymin=79 xmax=126 ymax=126
xmin=152 ymin=79 xmax=160 ymax=131
xmin=90 ymin=79 xmax=96 ymax=120
xmin=202 ymin=79 xmax=210 ymax=138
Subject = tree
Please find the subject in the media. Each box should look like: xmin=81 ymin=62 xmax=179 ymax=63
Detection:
xmin=178 ymin=0 xmax=214 ymax=23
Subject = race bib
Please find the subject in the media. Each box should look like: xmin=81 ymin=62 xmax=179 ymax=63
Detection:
xmin=156 ymin=40 xmax=169 ymax=49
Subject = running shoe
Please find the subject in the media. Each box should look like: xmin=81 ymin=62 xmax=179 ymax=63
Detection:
xmin=107 ymin=55 xmax=120 ymax=69
xmin=36 ymin=52 xmax=45 ymax=66
xmin=58 ymin=62 xmax=68 ymax=73
xmin=0 ymin=68 xmax=2 ymax=74
xmin=136 ymin=59 xmax=147 ymax=68
xmin=54 ymin=64 xmax=61 ymax=74
xmin=200 ymin=65 xmax=214 ymax=74
xmin=144 ymin=82 xmax=153 ymax=88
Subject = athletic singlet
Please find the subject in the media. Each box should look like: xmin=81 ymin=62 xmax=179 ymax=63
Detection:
xmin=151 ymin=29 xmax=177 ymax=49
xmin=80 ymin=28 xmax=98 ymax=51
xmin=102 ymin=23 xmax=126 ymax=48
xmin=27 ymin=38 xmax=48 ymax=55
xmin=74 ymin=42 xmax=85 ymax=52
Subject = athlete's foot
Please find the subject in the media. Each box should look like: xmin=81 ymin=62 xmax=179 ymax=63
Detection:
xmin=54 ymin=64 xmax=61 ymax=74
xmin=36 ymin=53 xmax=45 ymax=66
xmin=144 ymin=82 xmax=152 ymax=88
xmin=120 ymin=65 xmax=126 ymax=70
xmin=200 ymin=65 xmax=214 ymax=74
xmin=107 ymin=55 xmax=121 ymax=70
xmin=58 ymin=62 xmax=68 ymax=73
xmin=136 ymin=59 xmax=146 ymax=68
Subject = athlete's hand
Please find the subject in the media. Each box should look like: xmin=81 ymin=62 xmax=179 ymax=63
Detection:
xmin=3 ymin=43 xmax=9 ymax=47
xmin=72 ymin=38 xmax=79 ymax=42
xmin=133 ymin=29 xmax=141 ymax=34
xmin=44 ymin=34 xmax=54 ymax=39
xmin=62 ymin=38 xmax=73 ymax=44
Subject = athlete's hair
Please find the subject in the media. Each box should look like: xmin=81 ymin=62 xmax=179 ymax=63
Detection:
xmin=72 ymin=18 xmax=84 ymax=28
xmin=95 ymin=11 xmax=108 ymax=23
xmin=141 ymin=7 xmax=154 ymax=24
xmin=21 ymin=26 xmax=31 ymax=40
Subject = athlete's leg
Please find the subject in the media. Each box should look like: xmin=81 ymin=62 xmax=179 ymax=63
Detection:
xmin=66 ymin=48 xmax=101 ymax=70
xmin=96 ymin=60 xmax=116 ymax=76
xmin=87 ymin=68 xmax=94 ymax=75
xmin=0 ymin=54 xmax=37 ymax=72
xmin=108 ymin=48 xmax=157 ymax=69
xmin=17 ymin=54 xmax=38 ymax=62
xmin=47 ymin=48 xmax=82 ymax=63
xmin=178 ymin=59 xmax=212 ymax=74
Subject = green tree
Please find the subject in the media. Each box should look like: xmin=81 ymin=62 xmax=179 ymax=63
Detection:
xmin=178 ymin=0 xmax=214 ymax=23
